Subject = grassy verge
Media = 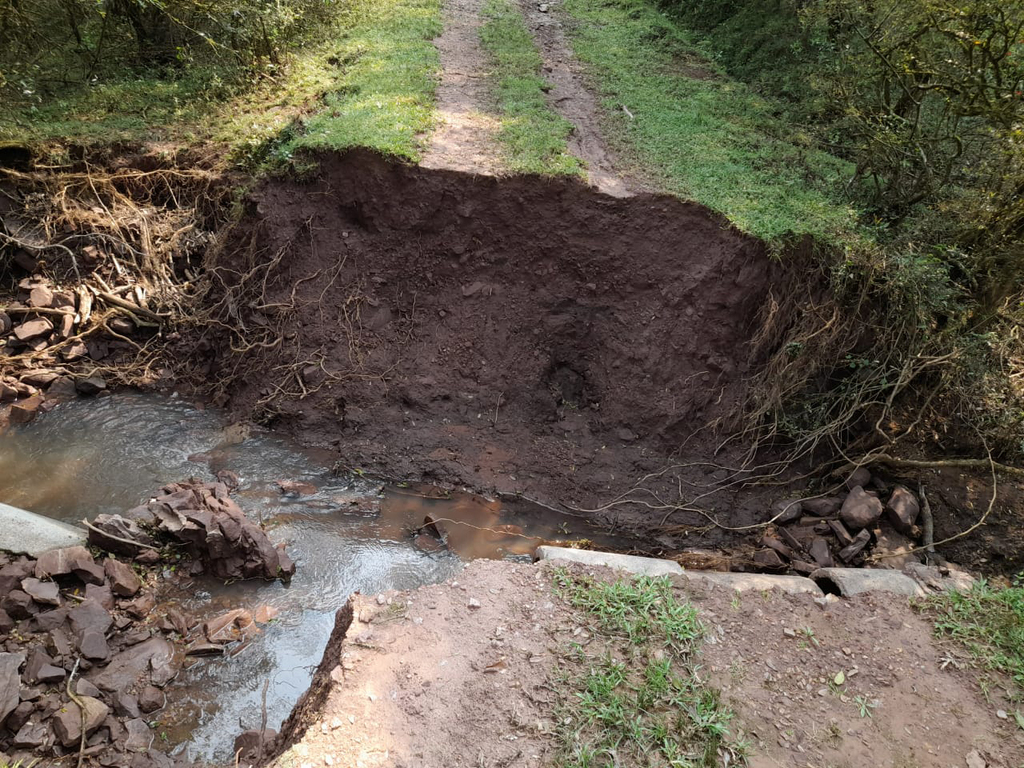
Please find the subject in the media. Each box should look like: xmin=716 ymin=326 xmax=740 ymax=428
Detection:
xmin=479 ymin=0 xmax=582 ymax=175
xmin=559 ymin=0 xmax=859 ymax=244
xmin=921 ymin=581 xmax=1024 ymax=708
xmin=552 ymin=570 xmax=747 ymax=767
xmin=283 ymin=0 xmax=442 ymax=161
xmin=2 ymin=0 xmax=441 ymax=165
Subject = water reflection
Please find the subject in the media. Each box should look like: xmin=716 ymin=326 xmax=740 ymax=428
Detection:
xmin=0 ymin=393 xmax=619 ymax=761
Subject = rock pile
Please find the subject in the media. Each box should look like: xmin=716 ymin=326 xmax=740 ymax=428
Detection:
xmin=757 ymin=468 xmax=924 ymax=575
xmin=90 ymin=479 xmax=295 ymax=582
xmin=0 ymin=546 xmax=188 ymax=768
xmin=0 ymin=275 xmax=143 ymax=431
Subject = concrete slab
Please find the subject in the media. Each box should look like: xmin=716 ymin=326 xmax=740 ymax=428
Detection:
xmin=535 ymin=546 xmax=683 ymax=576
xmin=673 ymin=571 xmax=823 ymax=596
xmin=0 ymin=501 xmax=87 ymax=556
xmin=811 ymin=567 xmax=925 ymax=598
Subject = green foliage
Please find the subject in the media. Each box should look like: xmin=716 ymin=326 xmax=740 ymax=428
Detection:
xmin=561 ymin=0 xmax=859 ymax=243
xmin=281 ymin=0 xmax=442 ymax=160
xmin=554 ymin=570 xmax=705 ymax=650
xmin=552 ymin=571 xmax=747 ymax=767
xmin=921 ymin=580 xmax=1024 ymax=696
xmin=0 ymin=0 xmax=443 ymax=163
xmin=479 ymin=0 xmax=581 ymax=175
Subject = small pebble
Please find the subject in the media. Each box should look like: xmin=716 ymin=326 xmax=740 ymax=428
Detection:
xmin=996 ymin=709 xmax=1008 ymax=720
xmin=468 ymin=598 xmax=482 ymax=609
xmin=325 ymin=756 xmax=334 ymax=766
xmin=330 ymin=718 xmax=343 ymax=730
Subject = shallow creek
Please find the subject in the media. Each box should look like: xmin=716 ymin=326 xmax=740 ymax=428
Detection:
xmin=0 ymin=393 xmax=622 ymax=761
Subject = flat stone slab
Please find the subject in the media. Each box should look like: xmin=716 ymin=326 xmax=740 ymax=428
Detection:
xmin=673 ymin=571 xmax=823 ymax=596
xmin=535 ymin=546 xmax=683 ymax=576
xmin=812 ymin=567 xmax=925 ymax=598
xmin=0 ymin=502 xmax=87 ymax=556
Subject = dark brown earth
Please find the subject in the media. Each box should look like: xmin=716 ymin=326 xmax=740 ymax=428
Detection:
xmin=184 ymin=148 xmax=779 ymax=539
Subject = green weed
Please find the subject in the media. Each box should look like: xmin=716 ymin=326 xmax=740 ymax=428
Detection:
xmin=920 ymin=580 xmax=1024 ymax=698
xmin=552 ymin=570 xmax=747 ymax=767
xmin=479 ymin=0 xmax=582 ymax=175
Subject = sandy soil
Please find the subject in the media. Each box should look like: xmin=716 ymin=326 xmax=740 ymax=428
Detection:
xmin=420 ymin=0 xmax=505 ymax=175
xmin=267 ymin=560 xmax=1023 ymax=768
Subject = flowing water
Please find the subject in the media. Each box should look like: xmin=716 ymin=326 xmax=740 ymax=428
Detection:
xmin=0 ymin=393 xmax=624 ymax=761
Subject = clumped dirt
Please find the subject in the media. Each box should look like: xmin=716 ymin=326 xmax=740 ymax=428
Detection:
xmin=186 ymin=149 xmax=778 ymax=539
xmin=264 ymin=559 xmax=1023 ymax=768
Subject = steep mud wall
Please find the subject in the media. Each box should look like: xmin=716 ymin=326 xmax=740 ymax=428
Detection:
xmin=189 ymin=150 xmax=778 ymax=519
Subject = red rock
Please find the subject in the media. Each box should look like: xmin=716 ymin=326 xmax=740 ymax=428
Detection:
xmin=124 ymin=718 xmax=153 ymax=752
xmin=20 ymin=577 xmax=59 ymax=606
xmin=0 ymin=651 xmax=24 ymax=724
xmin=77 ymin=628 xmax=110 ymax=661
xmin=809 ymin=538 xmax=834 ymax=568
xmin=802 ymin=496 xmax=843 ymax=516
xmin=752 ymin=548 xmax=785 ymax=572
xmin=827 ymin=519 xmax=854 ymax=547
xmin=772 ymin=498 xmax=803 ymax=524
xmin=68 ymin=599 xmax=112 ymax=638
xmin=3 ymin=589 xmax=36 ymax=619
xmin=840 ymin=486 xmax=884 ymax=530
xmin=23 ymin=648 xmax=64 ymax=685
xmin=35 ymin=546 xmax=95 ymax=579
xmin=12 ymin=318 xmax=52 ymax=342
xmin=886 ymin=485 xmax=921 ymax=534
xmin=137 ymin=685 xmax=165 ymax=714
xmin=12 ymin=720 xmax=50 ymax=749
xmin=103 ymin=558 xmax=141 ymax=597
xmin=75 ymin=376 xmax=107 ymax=396
xmin=52 ymin=695 xmax=108 ymax=746
xmin=838 ymin=528 xmax=872 ymax=562
xmin=846 ymin=466 xmax=872 ymax=490
xmin=28 ymin=285 xmax=53 ymax=308
xmin=9 ymin=395 xmax=44 ymax=425
xmin=19 ymin=369 xmax=59 ymax=388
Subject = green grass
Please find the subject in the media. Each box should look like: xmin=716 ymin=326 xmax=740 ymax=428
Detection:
xmin=1 ymin=0 xmax=442 ymax=164
xmin=479 ymin=0 xmax=582 ymax=175
xmin=552 ymin=570 xmax=748 ymax=767
xmin=284 ymin=0 xmax=442 ymax=161
xmin=559 ymin=0 xmax=860 ymax=244
xmin=922 ymin=580 xmax=1024 ymax=700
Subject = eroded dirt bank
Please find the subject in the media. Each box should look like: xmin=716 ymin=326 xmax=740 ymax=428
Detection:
xmin=185 ymin=149 xmax=777 ymax=535
xmin=260 ymin=559 xmax=1023 ymax=768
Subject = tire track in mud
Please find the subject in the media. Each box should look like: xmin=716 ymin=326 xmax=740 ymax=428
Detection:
xmin=421 ymin=0 xmax=506 ymax=174
xmin=515 ymin=0 xmax=635 ymax=197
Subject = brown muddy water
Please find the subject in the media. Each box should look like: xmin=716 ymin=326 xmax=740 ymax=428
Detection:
xmin=0 ymin=393 xmax=623 ymax=762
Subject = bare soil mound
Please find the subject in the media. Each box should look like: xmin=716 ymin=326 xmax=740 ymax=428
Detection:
xmin=187 ymin=150 xmax=777 ymax=529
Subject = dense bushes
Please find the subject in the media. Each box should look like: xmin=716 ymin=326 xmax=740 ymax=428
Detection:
xmin=0 ymin=0 xmax=340 ymax=97
xmin=660 ymin=0 xmax=1024 ymax=458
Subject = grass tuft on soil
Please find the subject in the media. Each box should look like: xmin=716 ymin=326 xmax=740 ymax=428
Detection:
xmin=559 ymin=0 xmax=858 ymax=244
xmin=480 ymin=0 xmax=583 ymax=176
xmin=922 ymin=580 xmax=1024 ymax=699
xmin=553 ymin=569 xmax=747 ymax=767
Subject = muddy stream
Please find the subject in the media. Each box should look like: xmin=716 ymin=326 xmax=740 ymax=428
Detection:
xmin=0 ymin=393 xmax=625 ymax=762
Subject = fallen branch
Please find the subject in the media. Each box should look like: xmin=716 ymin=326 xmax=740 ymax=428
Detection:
xmin=66 ymin=657 xmax=86 ymax=768
xmin=79 ymin=517 xmax=159 ymax=551
xmin=839 ymin=453 xmax=1024 ymax=479
xmin=919 ymin=482 xmax=935 ymax=555
xmin=94 ymin=289 xmax=168 ymax=322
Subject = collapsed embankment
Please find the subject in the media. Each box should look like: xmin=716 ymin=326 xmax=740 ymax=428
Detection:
xmin=3 ymin=148 xmax=1024 ymax=576
xmin=182 ymin=149 xmax=780 ymax=525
